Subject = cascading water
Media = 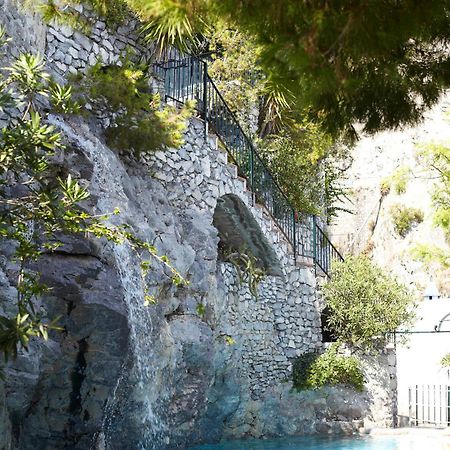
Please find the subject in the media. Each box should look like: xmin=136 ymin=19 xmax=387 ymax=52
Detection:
xmin=107 ymin=242 xmax=169 ymax=450
xmin=51 ymin=116 xmax=176 ymax=449
xmin=91 ymin=358 xmax=128 ymax=450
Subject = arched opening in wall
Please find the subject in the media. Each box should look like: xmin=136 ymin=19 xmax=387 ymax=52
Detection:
xmin=213 ymin=194 xmax=283 ymax=277
xmin=321 ymin=306 xmax=338 ymax=343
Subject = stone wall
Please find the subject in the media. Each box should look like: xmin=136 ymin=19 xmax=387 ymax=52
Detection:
xmin=359 ymin=348 xmax=398 ymax=429
xmin=144 ymin=118 xmax=323 ymax=400
xmin=0 ymin=3 xmax=398 ymax=449
xmin=46 ymin=13 xmax=146 ymax=77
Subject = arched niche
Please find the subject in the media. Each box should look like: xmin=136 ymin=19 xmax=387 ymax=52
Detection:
xmin=213 ymin=194 xmax=283 ymax=277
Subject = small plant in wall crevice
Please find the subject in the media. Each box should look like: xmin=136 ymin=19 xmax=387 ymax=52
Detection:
xmin=220 ymin=245 xmax=265 ymax=298
xmin=440 ymin=353 xmax=450 ymax=367
xmin=390 ymin=204 xmax=424 ymax=237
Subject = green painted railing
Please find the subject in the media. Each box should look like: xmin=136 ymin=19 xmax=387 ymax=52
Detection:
xmin=154 ymin=49 xmax=344 ymax=276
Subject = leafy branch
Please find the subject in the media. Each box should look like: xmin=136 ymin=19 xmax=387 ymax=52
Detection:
xmin=221 ymin=246 xmax=265 ymax=297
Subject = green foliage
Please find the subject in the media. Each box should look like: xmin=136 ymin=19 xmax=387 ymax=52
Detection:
xmin=258 ymin=125 xmax=350 ymax=219
xmin=379 ymin=179 xmax=391 ymax=197
xmin=391 ymin=167 xmax=411 ymax=195
xmin=323 ymin=256 xmax=415 ymax=349
xmin=410 ymin=244 xmax=450 ymax=269
xmin=77 ymin=58 xmax=194 ymax=156
xmin=224 ymin=335 xmax=235 ymax=345
xmin=417 ymin=143 xmax=450 ymax=235
xmin=124 ymin=0 xmax=450 ymax=140
xmin=0 ymin=30 xmax=187 ymax=371
xmin=390 ymin=204 xmax=424 ymax=237
xmin=381 ymin=167 xmax=411 ymax=195
xmin=409 ymin=143 xmax=450 ymax=275
xmin=221 ymin=246 xmax=265 ymax=298
xmin=292 ymin=351 xmax=318 ymax=390
xmin=441 ymin=353 xmax=450 ymax=367
xmin=292 ymin=345 xmax=364 ymax=392
xmin=138 ymin=0 xmax=207 ymax=52
xmin=206 ymin=26 xmax=261 ymax=128
xmin=196 ymin=302 xmax=206 ymax=317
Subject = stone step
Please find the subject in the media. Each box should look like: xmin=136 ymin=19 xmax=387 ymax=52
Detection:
xmin=235 ymin=175 xmax=247 ymax=193
xmin=225 ymin=163 xmax=238 ymax=178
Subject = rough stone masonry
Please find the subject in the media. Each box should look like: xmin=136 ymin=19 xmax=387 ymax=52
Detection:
xmin=0 ymin=2 xmax=397 ymax=449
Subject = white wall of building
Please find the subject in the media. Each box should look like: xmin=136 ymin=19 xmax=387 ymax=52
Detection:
xmin=397 ymin=297 xmax=450 ymax=424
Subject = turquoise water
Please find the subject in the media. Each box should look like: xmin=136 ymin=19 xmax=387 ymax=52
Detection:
xmin=188 ymin=434 xmax=447 ymax=450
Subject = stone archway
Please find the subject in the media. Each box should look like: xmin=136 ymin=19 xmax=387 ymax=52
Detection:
xmin=213 ymin=194 xmax=283 ymax=277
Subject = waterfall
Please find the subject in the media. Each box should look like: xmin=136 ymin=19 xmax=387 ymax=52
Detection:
xmin=50 ymin=116 xmax=172 ymax=449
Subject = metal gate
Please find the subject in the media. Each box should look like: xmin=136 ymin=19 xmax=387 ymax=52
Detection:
xmin=408 ymin=384 xmax=450 ymax=427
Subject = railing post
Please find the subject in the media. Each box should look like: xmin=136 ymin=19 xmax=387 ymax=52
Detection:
xmin=203 ymin=60 xmax=208 ymax=137
xmin=414 ymin=384 xmax=419 ymax=427
xmin=292 ymin=209 xmax=297 ymax=264
xmin=249 ymin=146 xmax=254 ymax=204
xmin=312 ymin=215 xmax=317 ymax=265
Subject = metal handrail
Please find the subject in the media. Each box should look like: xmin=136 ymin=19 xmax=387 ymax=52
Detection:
xmin=153 ymin=51 xmax=344 ymax=276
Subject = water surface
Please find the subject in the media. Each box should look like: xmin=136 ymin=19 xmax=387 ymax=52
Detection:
xmin=188 ymin=434 xmax=449 ymax=450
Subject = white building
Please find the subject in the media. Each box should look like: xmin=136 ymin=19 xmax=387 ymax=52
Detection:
xmin=396 ymin=285 xmax=450 ymax=427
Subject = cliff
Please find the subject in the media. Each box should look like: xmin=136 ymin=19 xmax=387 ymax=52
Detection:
xmin=331 ymin=93 xmax=450 ymax=296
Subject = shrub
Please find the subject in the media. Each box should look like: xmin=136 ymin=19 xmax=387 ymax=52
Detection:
xmin=292 ymin=345 xmax=364 ymax=392
xmin=390 ymin=204 xmax=424 ymax=237
xmin=417 ymin=143 xmax=450 ymax=238
xmin=410 ymin=244 xmax=450 ymax=269
xmin=380 ymin=166 xmax=411 ymax=197
xmin=323 ymin=255 xmax=415 ymax=349
xmin=441 ymin=353 xmax=450 ymax=367
xmin=258 ymin=125 xmax=345 ymax=216
xmin=390 ymin=167 xmax=411 ymax=194
xmin=76 ymin=59 xmax=194 ymax=156
xmin=379 ymin=178 xmax=391 ymax=197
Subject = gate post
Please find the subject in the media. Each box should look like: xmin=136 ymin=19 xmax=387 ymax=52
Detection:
xmin=408 ymin=387 xmax=412 ymax=426
xmin=415 ymin=384 xmax=419 ymax=426
xmin=447 ymin=385 xmax=450 ymax=426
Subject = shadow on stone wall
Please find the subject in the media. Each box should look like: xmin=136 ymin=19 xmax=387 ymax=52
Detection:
xmin=213 ymin=194 xmax=283 ymax=277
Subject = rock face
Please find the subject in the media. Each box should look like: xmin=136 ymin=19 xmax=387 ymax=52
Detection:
xmin=0 ymin=4 xmax=398 ymax=450
xmin=330 ymin=94 xmax=450 ymax=295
